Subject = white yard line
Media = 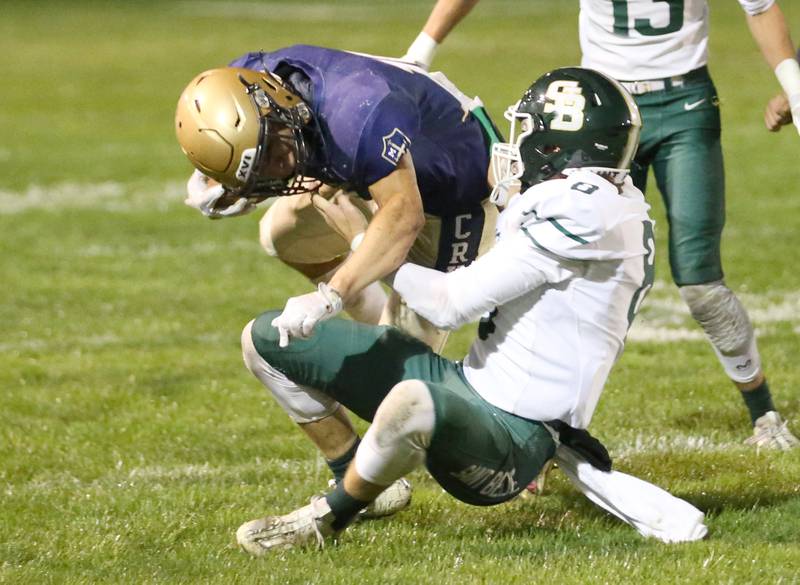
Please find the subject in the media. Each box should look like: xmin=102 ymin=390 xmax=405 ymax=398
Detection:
xmin=627 ymin=326 xmax=705 ymax=343
xmin=7 ymin=437 xmax=748 ymax=496
xmin=78 ymin=239 xmax=257 ymax=258
xmin=629 ymin=284 xmax=800 ymax=342
xmin=7 ymin=459 xmax=318 ymax=494
xmin=0 ymin=332 xmax=231 ymax=353
xmin=0 ymin=181 xmax=184 ymax=214
xmin=611 ymin=434 xmax=744 ymax=459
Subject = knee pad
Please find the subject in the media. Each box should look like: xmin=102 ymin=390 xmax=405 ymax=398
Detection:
xmin=679 ymin=281 xmax=761 ymax=383
xmin=241 ymin=320 xmax=339 ymax=423
xmin=370 ymin=380 xmax=435 ymax=450
xmin=679 ymin=281 xmax=752 ymax=354
xmin=355 ymin=380 xmax=435 ymax=486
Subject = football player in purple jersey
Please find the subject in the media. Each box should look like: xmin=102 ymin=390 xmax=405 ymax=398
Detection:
xmin=175 ymin=45 xmax=503 ymax=518
xmin=176 ymin=45 xmax=501 ymax=352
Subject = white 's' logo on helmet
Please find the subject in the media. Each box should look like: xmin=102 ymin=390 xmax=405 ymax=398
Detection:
xmin=544 ymin=81 xmax=586 ymax=131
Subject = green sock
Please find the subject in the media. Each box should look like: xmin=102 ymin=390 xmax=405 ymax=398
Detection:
xmin=326 ymin=437 xmax=360 ymax=483
xmin=740 ymin=381 xmax=776 ymax=425
xmin=325 ymin=482 xmax=369 ymax=531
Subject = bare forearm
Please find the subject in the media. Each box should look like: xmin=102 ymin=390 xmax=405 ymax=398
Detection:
xmin=422 ymin=0 xmax=480 ymax=43
xmin=747 ymin=2 xmax=800 ymax=134
xmin=328 ymin=199 xmax=422 ymax=303
xmin=746 ymin=3 xmax=796 ymax=69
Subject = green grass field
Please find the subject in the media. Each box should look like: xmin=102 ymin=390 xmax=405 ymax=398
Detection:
xmin=2 ymin=1 xmax=800 ymax=582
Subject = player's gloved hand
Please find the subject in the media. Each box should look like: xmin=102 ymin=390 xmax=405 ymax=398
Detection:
xmin=312 ymin=190 xmax=369 ymax=250
xmin=271 ymin=283 xmax=344 ymax=347
xmin=185 ymin=169 xmax=257 ymax=219
xmin=764 ymin=94 xmax=792 ymax=132
xmin=401 ymin=32 xmax=438 ymax=70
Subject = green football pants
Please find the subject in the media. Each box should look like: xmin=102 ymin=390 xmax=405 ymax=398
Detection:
xmin=250 ymin=311 xmax=555 ymax=506
xmin=632 ymin=73 xmax=725 ymax=286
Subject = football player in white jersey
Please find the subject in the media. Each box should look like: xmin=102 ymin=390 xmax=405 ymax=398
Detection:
xmin=404 ymin=0 xmax=800 ymax=450
xmin=233 ymin=67 xmax=708 ymax=555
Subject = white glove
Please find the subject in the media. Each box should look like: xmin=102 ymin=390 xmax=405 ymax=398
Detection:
xmin=184 ymin=170 xmax=257 ymax=219
xmin=402 ymin=32 xmax=439 ymax=71
xmin=271 ymin=283 xmax=344 ymax=347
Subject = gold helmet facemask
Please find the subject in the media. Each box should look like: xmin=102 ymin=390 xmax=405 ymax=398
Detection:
xmin=175 ymin=67 xmax=313 ymax=200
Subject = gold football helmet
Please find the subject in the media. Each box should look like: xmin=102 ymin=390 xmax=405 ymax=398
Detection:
xmin=175 ymin=67 xmax=312 ymax=198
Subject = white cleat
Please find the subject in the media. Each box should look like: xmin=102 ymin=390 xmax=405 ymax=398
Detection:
xmin=361 ymin=478 xmax=412 ymax=519
xmin=236 ymin=496 xmax=337 ymax=555
xmin=744 ymin=411 xmax=800 ymax=451
xmin=326 ymin=478 xmax=412 ymax=519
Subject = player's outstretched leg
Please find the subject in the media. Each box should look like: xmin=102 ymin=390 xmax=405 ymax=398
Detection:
xmin=236 ymin=380 xmax=432 ymax=554
xmin=680 ymin=281 xmax=799 ymax=450
xmin=239 ymin=318 xmax=412 ymax=534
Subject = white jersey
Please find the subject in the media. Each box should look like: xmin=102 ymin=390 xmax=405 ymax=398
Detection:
xmin=579 ymin=0 xmax=775 ymax=80
xmin=394 ymin=171 xmax=654 ymax=428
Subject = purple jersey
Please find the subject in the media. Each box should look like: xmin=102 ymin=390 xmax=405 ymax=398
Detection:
xmin=229 ymin=45 xmax=492 ymax=217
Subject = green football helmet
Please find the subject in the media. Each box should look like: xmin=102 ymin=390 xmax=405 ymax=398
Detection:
xmin=490 ymin=67 xmax=642 ymax=205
